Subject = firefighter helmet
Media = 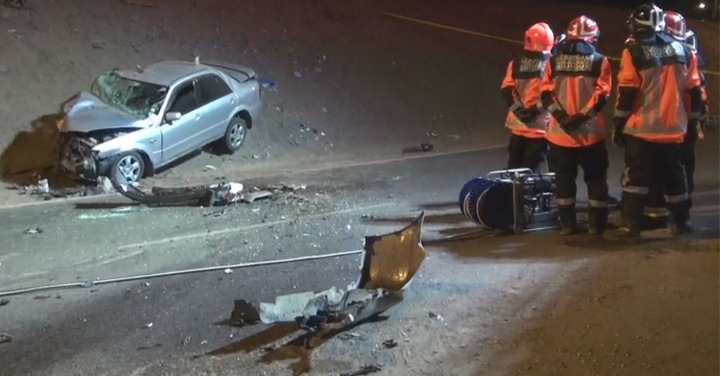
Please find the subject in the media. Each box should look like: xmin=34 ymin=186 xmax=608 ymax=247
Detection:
xmin=524 ymin=22 xmax=555 ymax=53
xmin=567 ymin=15 xmax=600 ymax=44
xmin=628 ymin=3 xmax=665 ymax=35
xmin=664 ymin=11 xmax=695 ymax=42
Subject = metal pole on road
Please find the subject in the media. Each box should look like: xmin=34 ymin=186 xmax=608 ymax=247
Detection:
xmin=0 ymin=250 xmax=365 ymax=298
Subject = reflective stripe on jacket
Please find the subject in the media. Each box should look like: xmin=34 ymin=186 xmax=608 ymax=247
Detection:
xmin=541 ymin=40 xmax=612 ymax=147
xmin=501 ymin=52 xmax=551 ymax=138
xmin=615 ymin=35 xmax=702 ymax=144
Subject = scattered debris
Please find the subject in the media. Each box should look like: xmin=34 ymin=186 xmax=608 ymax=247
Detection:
xmin=121 ymin=0 xmax=157 ymax=7
xmin=136 ymin=343 xmax=162 ymax=351
xmin=340 ymin=365 xmax=382 ymax=376
xmin=181 ymin=335 xmax=191 ymax=347
xmin=33 ymin=295 xmax=51 ymax=300
xmin=426 ymin=131 xmax=439 ymax=138
xmin=258 ymin=77 xmax=277 ymax=92
xmin=382 ymin=339 xmax=398 ymax=349
xmin=0 ymin=0 xmax=27 ymax=10
xmin=0 ymin=333 xmax=12 ymax=345
xmin=223 ymin=268 xmax=233 ymax=274
xmin=24 ymin=226 xmax=43 ymax=235
xmin=447 ymin=134 xmax=461 ymax=140
xmin=0 ymin=299 xmax=9 ymax=306
xmin=293 ymin=71 xmax=302 ymax=78
xmin=203 ymin=165 xmax=217 ymax=171
xmin=91 ymin=40 xmax=105 ymax=49
xmin=141 ymin=322 xmax=153 ymax=329
xmin=429 ymin=312 xmax=444 ymax=321
xmin=241 ymin=190 xmax=272 ymax=204
xmin=228 ymin=299 xmax=261 ymax=326
xmin=402 ymin=143 xmax=434 ymax=155
xmin=339 ymin=332 xmax=362 ymax=340
xmin=97 ymin=177 xmax=115 ymax=194
xmin=205 ymin=213 xmax=427 ymax=375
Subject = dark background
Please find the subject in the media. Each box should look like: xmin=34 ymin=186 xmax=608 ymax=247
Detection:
xmin=562 ymin=0 xmax=719 ymax=20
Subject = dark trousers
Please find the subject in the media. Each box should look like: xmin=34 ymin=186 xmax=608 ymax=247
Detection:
xmin=547 ymin=141 xmax=610 ymax=230
xmin=621 ymin=135 xmax=689 ymax=230
xmin=645 ymin=137 xmax=696 ymax=218
xmin=507 ymin=134 xmax=548 ymax=172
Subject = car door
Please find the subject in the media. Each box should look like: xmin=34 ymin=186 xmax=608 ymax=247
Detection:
xmin=195 ymin=74 xmax=236 ymax=144
xmin=160 ymin=79 xmax=201 ymax=163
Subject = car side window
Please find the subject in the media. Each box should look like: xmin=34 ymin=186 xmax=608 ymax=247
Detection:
xmin=167 ymin=81 xmax=199 ymax=115
xmin=197 ymin=74 xmax=232 ymax=106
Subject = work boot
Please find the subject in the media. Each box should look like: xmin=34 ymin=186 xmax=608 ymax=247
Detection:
xmin=558 ymin=205 xmax=577 ymax=235
xmin=642 ymin=215 xmax=670 ymax=231
xmin=588 ymin=207 xmax=608 ymax=235
xmin=605 ymin=193 xmax=644 ymax=242
xmin=669 ymin=200 xmax=693 ymax=236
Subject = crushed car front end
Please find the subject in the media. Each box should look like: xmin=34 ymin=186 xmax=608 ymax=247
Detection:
xmin=57 ymin=72 xmax=167 ymax=182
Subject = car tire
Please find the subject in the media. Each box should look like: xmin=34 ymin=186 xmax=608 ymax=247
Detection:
xmin=219 ymin=116 xmax=247 ymax=155
xmin=109 ymin=151 xmax=145 ymax=187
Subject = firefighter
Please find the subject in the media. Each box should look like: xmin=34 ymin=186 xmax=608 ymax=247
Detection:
xmin=539 ymin=15 xmax=612 ymax=235
xmin=643 ymin=10 xmax=710 ymax=230
xmin=500 ymin=22 xmax=555 ymax=173
xmin=607 ymin=3 xmax=703 ymax=240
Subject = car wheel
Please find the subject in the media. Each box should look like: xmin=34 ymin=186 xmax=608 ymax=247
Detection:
xmin=110 ymin=151 xmax=145 ymax=186
xmin=221 ymin=116 xmax=247 ymax=155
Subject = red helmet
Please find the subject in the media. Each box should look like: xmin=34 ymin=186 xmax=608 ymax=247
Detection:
xmin=524 ymin=22 xmax=554 ymax=53
xmin=567 ymin=15 xmax=600 ymax=44
xmin=664 ymin=11 xmax=692 ymax=41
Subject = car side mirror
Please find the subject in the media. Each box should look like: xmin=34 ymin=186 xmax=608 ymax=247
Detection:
xmin=165 ymin=111 xmax=182 ymax=123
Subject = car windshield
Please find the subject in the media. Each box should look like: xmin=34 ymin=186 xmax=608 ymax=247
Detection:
xmin=90 ymin=71 xmax=168 ymax=119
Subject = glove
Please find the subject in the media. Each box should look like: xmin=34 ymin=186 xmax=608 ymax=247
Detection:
xmin=560 ymin=113 xmax=590 ymax=134
xmin=512 ymin=106 xmax=525 ymax=120
xmin=551 ymin=109 xmax=570 ymax=125
xmin=685 ymin=119 xmax=699 ymax=143
xmin=612 ymin=128 xmax=625 ymax=147
xmin=518 ymin=106 xmax=541 ymax=123
xmin=611 ymin=117 xmax=627 ymax=147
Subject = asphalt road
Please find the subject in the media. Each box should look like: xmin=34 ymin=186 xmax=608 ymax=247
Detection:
xmin=0 ymin=139 xmax=718 ymax=376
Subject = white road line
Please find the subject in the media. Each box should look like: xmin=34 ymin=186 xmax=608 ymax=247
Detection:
xmin=117 ymin=202 xmax=395 ymax=251
xmin=692 ymin=190 xmax=720 ymax=198
xmin=0 ymin=144 xmax=505 ymax=211
xmin=691 ymin=204 xmax=720 ymax=213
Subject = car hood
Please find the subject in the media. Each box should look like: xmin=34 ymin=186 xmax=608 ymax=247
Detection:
xmin=59 ymin=91 xmax=149 ymax=133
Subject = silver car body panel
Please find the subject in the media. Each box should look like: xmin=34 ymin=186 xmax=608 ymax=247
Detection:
xmin=59 ymin=59 xmax=262 ymax=178
xmin=59 ymin=92 xmax=152 ymax=133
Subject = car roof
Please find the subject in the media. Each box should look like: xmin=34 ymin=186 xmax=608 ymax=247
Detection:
xmin=115 ymin=60 xmax=213 ymax=86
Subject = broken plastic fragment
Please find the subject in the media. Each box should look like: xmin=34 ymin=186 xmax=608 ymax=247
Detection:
xmin=352 ymin=212 xmax=427 ymax=291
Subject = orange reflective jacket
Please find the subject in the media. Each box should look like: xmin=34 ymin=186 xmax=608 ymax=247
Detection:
xmin=500 ymin=51 xmax=551 ymax=138
xmin=614 ymin=35 xmax=702 ymax=144
xmin=540 ymin=41 xmax=612 ymax=147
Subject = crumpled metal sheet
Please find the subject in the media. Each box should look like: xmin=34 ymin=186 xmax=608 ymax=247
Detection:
xmin=110 ymin=179 xmax=246 ymax=206
xmin=257 ymin=212 xmax=427 ymax=325
xmin=354 ymin=211 xmax=426 ymax=291
xmin=259 ymin=287 xmax=346 ymax=324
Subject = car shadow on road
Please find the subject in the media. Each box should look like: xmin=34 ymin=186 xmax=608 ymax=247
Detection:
xmin=0 ymin=114 xmax=80 ymax=189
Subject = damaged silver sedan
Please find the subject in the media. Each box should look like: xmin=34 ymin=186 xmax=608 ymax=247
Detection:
xmin=58 ymin=59 xmax=262 ymax=185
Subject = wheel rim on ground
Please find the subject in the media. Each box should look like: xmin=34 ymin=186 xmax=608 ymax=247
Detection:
xmin=229 ymin=122 xmax=245 ymax=148
xmin=117 ymin=155 xmax=141 ymax=183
